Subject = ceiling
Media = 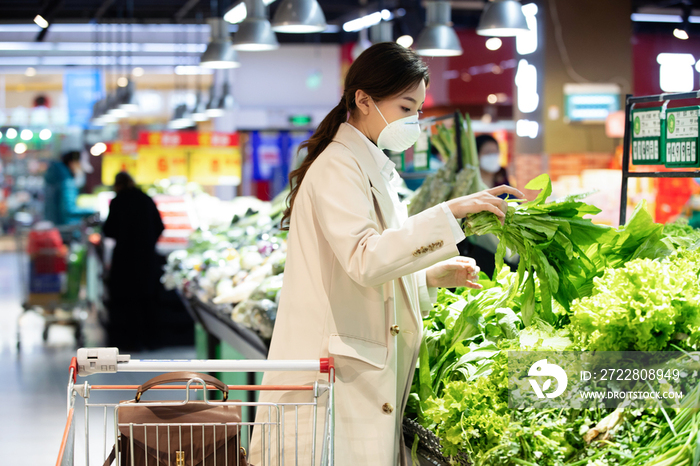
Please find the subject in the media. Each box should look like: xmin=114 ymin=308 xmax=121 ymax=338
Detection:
xmin=0 ymin=0 xmax=697 ymax=74
xmin=0 ymin=0 xmax=697 ymax=23
xmin=0 ymin=1 xmax=482 ymax=34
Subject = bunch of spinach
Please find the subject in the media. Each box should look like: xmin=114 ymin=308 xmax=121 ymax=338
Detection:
xmin=464 ymin=174 xmax=611 ymax=326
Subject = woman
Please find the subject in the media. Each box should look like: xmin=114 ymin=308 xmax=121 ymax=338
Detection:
xmin=103 ymin=172 xmax=164 ymax=350
xmin=476 ymin=134 xmax=510 ymax=189
xmin=249 ymin=43 xmax=522 ymax=466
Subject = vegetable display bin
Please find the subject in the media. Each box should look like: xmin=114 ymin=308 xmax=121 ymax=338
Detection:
xmin=664 ymin=106 xmax=700 ymax=168
xmin=631 ymin=108 xmax=663 ymax=165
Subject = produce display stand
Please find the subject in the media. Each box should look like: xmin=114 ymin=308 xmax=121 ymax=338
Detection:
xmin=179 ymin=290 xmax=268 ymax=360
xmin=620 ymin=91 xmax=700 ymax=225
xmin=176 ymin=289 xmax=266 ymax=425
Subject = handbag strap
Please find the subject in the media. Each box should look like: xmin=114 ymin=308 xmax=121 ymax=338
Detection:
xmin=103 ymin=444 xmax=116 ymax=466
xmin=135 ymin=372 xmax=229 ymax=402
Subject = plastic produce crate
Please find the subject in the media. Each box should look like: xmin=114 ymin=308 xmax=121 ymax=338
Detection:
xmin=664 ymin=106 xmax=700 ymax=168
xmin=631 ymin=108 xmax=663 ymax=165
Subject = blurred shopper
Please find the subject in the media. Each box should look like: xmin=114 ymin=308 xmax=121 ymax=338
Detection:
xmin=44 ymin=151 xmax=94 ymax=226
xmin=103 ymin=172 xmax=164 ymax=351
xmin=476 ymin=134 xmax=509 ymax=189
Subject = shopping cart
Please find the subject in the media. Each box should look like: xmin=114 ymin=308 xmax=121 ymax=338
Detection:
xmin=56 ymin=348 xmax=335 ymax=466
xmin=15 ymin=219 xmax=101 ymax=350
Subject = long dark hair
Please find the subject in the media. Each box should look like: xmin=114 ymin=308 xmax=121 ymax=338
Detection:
xmin=281 ymin=42 xmax=430 ymax=230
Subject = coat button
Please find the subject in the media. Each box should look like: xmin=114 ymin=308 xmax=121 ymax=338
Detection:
xmin=390 ymin=325 xmax=400 ymax=336
xmin=382 ymin=403 xmax=394 ymax=415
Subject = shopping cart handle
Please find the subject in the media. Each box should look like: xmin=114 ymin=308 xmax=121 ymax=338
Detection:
xmin=76 ymin=348 xmax=131 ymax=377
xmin=69 ymin=357 xmax=78 ymax=383
xmin=320 ymin=357 xmax=334 ymax=374
xmin=320 ymin=357 xmax=335 ymax=382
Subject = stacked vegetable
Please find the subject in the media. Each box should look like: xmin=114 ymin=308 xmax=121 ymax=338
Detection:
xmin=409 ymin=174 xmax=700 ymax=466
xmin=163 ymin=192 xmax=288 ymax=340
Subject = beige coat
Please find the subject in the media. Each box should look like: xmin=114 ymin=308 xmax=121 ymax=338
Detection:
xmin=248 ymin=123 xmax=460 ymax=466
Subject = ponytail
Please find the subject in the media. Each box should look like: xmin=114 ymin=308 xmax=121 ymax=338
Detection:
xmin=281 ymin=96 xmax=348 ymax=230
xmin=280 ymin=42 xmax=429 ymax=231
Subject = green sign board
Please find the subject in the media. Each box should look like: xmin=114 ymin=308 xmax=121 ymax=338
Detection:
xmin=631 ymin=109 xmax=663 ymax=165
xmin=289 ymin=115 xmax=312 ymax=127
xmin=665 ymin=106 xmax=699 ymax=168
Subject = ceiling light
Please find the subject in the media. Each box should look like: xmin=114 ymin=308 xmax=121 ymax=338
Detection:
xmin=206 ymin=81 xmax=233 ymax=117
xmin=272 ymin=0 xmax=327 ymax=33
xmin=132 ymin=67 xmax=144 ymax=77
xmin=25 ymin=67 xmax=36 ymax=77
xmin=200 ymin=18 xmax=241 ymax=69
xmin=415 ymin=2 xmax=463 ymax=57
xmin=6 ymin=128 xmax=17 ymax=139
xmin=477 ymin=0 xmax=529 ymax=37
xmin=39 ymin=129 xmax=52 ymax=140
xmin=117 ymin=77 xmax=129 ymax=87
xmin=485 ymin=37 xmax=502 ymax=50
xmin=169 ymin=104 xmax=195 ymax=129
xmin=34 ymin=15 xmax=49 ymax=29
xmin=487 ymin=94 xmax=498 ymax=104
xmin=343 ymin=11 xmax=383 ymax=33
xmin=20 ymin=129 xmax=33 ymax=140
xmin=224 ymin=0 xmax=276 ymax=24
xmin=232 ymin=0 xmax=279 ymax=51
xmin=118 ymin=80 xmax=139 ymax=112
xmin=396 ymin=35 xmax=413 ymax=48
xmin=192 ymin=92 xmax=209 ymax=122
xmin=90 ymin=142 xmax=107 ymax=156
xmin=15 ymin=142 xmax=28 ymax=154
xmin=674 ymin=28 xmax=689 ymax=40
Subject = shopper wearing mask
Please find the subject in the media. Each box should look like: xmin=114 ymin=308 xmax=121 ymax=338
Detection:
xmin=249 ymin=43 xmax=522 ymax=466
xmin=476 ymin=134 xmax=510 ymax=190
xmin=44 ymin=150 xmax=94 ymax=227
xmin=103 ymin=172 xmax=164 ymax=351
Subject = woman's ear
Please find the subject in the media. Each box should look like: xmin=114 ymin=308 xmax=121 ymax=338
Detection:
xmin=355 ymin=89 xmax=371 ymax=116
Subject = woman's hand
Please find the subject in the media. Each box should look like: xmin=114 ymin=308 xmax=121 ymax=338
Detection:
xmin=426 ymin=256 xmax=482 ymax=290
xmin=446 ymin=185 xmax=525 ymax=220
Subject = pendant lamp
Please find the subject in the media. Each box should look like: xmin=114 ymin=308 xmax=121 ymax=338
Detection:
xmin=414 ymin=2 xmax=463 ymax=57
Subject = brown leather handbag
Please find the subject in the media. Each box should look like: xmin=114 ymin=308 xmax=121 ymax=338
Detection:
xmin=104 ymin=372 xmax=251 ymax=466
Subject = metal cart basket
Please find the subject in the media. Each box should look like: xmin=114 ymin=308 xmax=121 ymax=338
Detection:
xmin=56 ymin=348 xmax=335 ymax=466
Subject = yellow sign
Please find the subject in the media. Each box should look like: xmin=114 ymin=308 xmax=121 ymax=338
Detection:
xmin=188 ymin=147 xmax=242 ymax=185
xmin=102 ymin=155 xmax=139 ymax=186
xmin=136 ymin=147 xmax=188 ymax=184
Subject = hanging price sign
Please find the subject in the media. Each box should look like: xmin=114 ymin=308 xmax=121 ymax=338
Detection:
xmin=136 ymin=147 xmax=188 ymax=184
xmin=189 ymin=147 xmax=242 ymax=185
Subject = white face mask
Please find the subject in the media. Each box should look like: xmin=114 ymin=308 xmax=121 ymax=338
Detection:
xmin=373 ymin=101 xmax=421 ymax=152
xmin=480 ymin=153 xmax=501 ymax=173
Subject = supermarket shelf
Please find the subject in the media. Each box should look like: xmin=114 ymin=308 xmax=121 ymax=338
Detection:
xmin=177 ymin=290 xmax=268 ymax=360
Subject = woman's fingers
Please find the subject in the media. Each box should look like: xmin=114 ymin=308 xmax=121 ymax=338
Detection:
xmin=475 ymin=201 xmax=505 ymax=218
xmin=488 ymin=185 xmax=525 ymax=199
xmin=464 ymin=280 xmax=483 ymax=290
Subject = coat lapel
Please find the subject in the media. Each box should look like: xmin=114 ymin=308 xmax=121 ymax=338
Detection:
xmin=333 ymin=124 xmax=399 ymax=229
xmin=333 ymin=123 xmax=421 ymax=326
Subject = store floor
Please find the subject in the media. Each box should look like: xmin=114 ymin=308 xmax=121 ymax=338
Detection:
xmin=0 ymin=251 xmax=196 ymax=465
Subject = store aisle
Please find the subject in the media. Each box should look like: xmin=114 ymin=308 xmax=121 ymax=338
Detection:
xmin=0 ymin=250 xmax=196 ymax=465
